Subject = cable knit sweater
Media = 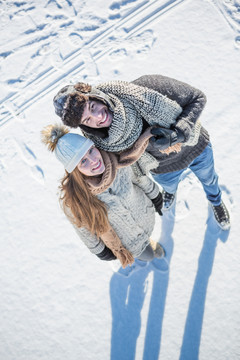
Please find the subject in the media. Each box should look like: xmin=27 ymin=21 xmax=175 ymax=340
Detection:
xmin=132 ymin=74 xmax=210 ymax=173
xmin=74 ymin=167 xmax=159 ymax=257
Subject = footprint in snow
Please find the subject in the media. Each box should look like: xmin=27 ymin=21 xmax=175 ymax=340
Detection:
xmin=14 ymin=140 xmax=37 ymax=166
xmin=31 ymin=165 xmax=45 ymax=185
xmin=14 ymin=139 xmax=45 ymax=185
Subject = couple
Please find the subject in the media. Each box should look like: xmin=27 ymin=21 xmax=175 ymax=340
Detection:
xmin=42 ymin=74 xmax=230 ymax=273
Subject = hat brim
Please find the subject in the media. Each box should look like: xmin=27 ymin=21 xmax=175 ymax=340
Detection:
xmin=66 ymin=138 xmax=94 ymax=173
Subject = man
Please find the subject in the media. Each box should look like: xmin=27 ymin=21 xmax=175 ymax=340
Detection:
xmin=53 ymin=74 xmax=230 ymax=230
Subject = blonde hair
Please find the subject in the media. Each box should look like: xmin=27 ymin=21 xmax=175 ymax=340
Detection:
xmin=59 ymin=169 xmax=110 ymax=237
xmin=41 ymin=123 xmax=110 ymax=237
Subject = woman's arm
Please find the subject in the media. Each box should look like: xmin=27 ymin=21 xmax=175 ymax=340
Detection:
xmin=132 ymin=172 xmax=160 ymax=199
xmin=131 ymin=170 xmax=162 ymax=215
xmin=74 ymin=225 xmax=105 ymax=254
xmin=74 ymin=226 xmax=116 ymax=261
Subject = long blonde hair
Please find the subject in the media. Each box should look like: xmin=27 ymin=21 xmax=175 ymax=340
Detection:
xmin=41 ymin=123 xmax=110 ymax=237
xmin=59 ymin=168 xmax=109 ymax=237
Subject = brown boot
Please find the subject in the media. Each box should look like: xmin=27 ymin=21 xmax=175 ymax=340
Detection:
xmin=150 ymin=239 xmax=165 ymax=259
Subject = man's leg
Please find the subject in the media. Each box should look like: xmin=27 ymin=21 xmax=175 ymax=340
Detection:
xmin=189 ymin=143 xmax=221 ymax=205
xmin=152 ymin=169 xmax=184 ymax=210
xmin=189 ymin=143 xmax=230 ymax=230
xmin=152 ymin=169 xmax=183 ymax=194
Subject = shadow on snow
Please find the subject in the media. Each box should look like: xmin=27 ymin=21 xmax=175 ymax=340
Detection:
xmin=109 ymin=205 xmax=175 ymax=360
xmin=109 ymin=201 xmax=230 ymax=360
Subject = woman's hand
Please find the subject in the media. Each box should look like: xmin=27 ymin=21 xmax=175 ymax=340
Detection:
xmin=96 ymin=246 xmax=117 ymax=261
xmin=151 ymin=192 xmax=163 ymax=216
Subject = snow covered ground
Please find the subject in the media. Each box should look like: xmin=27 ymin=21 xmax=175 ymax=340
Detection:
xmin=1 ymin=0 xmax=240 ymax=359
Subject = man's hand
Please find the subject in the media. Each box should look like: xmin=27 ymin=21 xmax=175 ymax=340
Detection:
xmin=149 ymin=127 xmax=185 ymax=150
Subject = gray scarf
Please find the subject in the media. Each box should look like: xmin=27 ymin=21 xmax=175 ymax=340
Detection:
xmin=83 ymin=80 xmax=183 ymax=152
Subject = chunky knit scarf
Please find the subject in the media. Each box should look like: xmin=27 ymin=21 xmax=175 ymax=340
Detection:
xmin=85 ymin=128 xmax=154 ymax=268
xmin=84 ymin=80 xmax=182 ymax=152
xmin=86 ymin=127 xmax=154 ymax=194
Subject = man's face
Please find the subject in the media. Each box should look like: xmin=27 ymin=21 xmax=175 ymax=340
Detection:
xmin=80 ymin=100 xmax=113 ymax=128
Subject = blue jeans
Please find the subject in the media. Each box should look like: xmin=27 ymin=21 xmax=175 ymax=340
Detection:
xmin=152 ymin=143 xmax=222 ymax=206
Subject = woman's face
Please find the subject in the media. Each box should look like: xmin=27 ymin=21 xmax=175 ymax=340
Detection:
xmin=80 ymin=100 xmax=113 ymax=128
xmin=77 ymin=146 xmax=105 ymax=176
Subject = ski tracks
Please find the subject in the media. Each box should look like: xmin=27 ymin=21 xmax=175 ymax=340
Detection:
xmin=0 ymin=0 xmax=185 ymax=126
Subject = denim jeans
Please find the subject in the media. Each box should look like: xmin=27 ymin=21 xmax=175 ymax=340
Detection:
xmin=152 ymin=143 xmax=222 ymax=206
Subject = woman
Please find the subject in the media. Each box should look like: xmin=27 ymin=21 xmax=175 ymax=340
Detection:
xmin=41 ymin=123 xmax=166 ymax=271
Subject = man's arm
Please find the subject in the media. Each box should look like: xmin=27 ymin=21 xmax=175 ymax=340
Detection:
xmin=132 ymin=74 xmax=207 ymax=142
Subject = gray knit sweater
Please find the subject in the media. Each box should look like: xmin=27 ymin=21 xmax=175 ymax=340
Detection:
xmin=74 ymin=167 xmax=159 ymax=257
xmin=132 ymin=74 xmax=210 ymax=173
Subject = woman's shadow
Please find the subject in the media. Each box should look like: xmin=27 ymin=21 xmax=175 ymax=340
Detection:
xmin=109 ymin=206 xmax=176 ymax=360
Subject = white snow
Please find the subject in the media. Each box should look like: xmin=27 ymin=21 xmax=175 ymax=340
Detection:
xmin=0 ymin=0 xmax=240 ymax=359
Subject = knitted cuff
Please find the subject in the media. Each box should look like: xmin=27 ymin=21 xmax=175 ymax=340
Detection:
xmin=146 ymin=182 xmax=161 ymax=200
xmin=175 ymin=119 xmax=191 ymax=142
xmin=90 ymin=240 xmax=105 ymax=255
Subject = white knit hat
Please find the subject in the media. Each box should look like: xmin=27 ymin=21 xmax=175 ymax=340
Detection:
xmin=55 ymin=133 xmax=94 ymax=173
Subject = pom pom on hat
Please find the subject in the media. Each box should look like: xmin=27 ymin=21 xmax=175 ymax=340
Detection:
xmin=41 ymin=124 xmax=69 ymax=152
xmin=41 ymin=123 xmax=94 ymax=173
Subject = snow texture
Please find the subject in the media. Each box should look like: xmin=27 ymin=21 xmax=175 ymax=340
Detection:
xmin=0 ymin=0 xmax=240 ymax=359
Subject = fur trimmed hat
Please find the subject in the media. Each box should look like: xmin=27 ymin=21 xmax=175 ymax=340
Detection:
xmin=53 ymin=82 xmax=115 ymax=131
xmin=41 ymin=123 xmax=94 ymax=173
xmin=53 ymin=83 xmax=92 ymax=128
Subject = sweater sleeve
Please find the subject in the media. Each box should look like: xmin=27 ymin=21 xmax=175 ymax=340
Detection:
xmin=132 ymin=74 xmax=207 ymax=142
xmin=131 ymin=168 xmax=160 ymax=200
xmin=73 ymin=225 xmax=105 ymax=255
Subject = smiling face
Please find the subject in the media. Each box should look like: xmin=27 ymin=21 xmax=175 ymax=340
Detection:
xmin=77 ymin=146 xmax=105 ymax=177
xmin=80 ymin=100 xmax=113 ymax=128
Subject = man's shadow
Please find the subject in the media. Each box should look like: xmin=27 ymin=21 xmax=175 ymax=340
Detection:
xmin=110 ymin=206 xmax=176 ymax=360
xmin=179 ymin=205 xmax=230 ymax=360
